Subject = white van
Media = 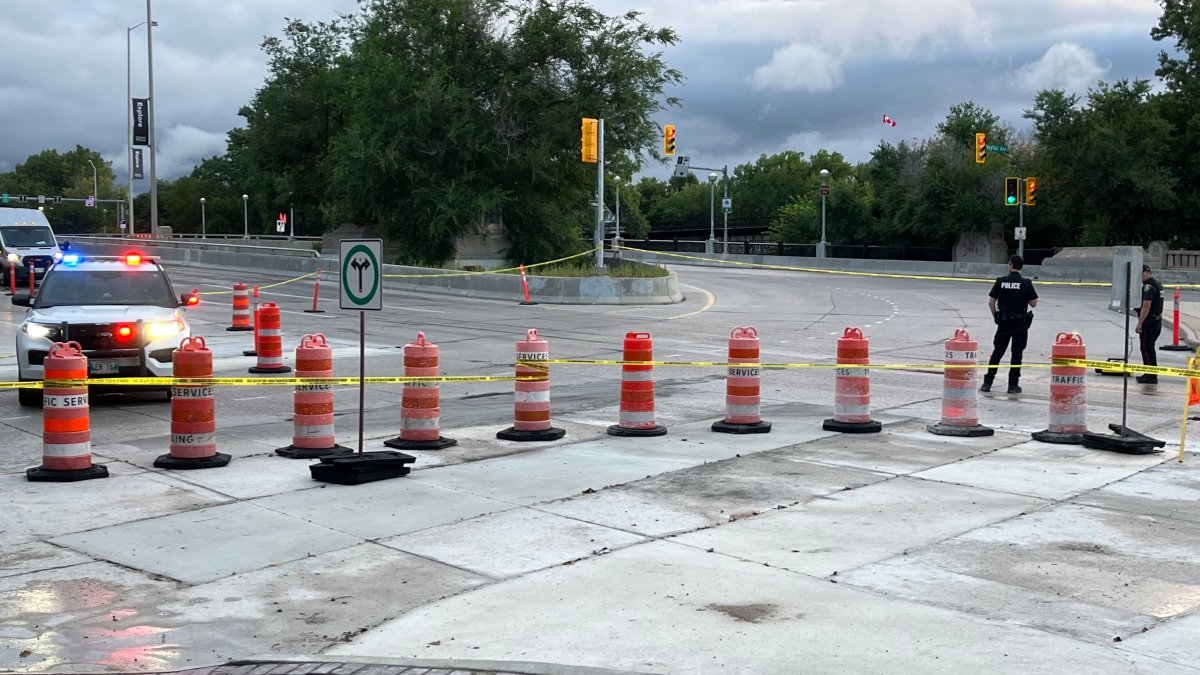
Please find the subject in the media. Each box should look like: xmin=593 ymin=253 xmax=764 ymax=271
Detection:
xmin=0 ymin=208 xmax=64 ymax=285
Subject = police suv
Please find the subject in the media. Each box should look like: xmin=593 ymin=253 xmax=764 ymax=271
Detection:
xmin=13 ymin=253 xmax=196 ymax=406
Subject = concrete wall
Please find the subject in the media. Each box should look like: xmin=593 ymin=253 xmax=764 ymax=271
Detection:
xmin=67 ymin=237 xmax=683 ymax=305
xmin=317 ymin=258 xmax=684 ymax=305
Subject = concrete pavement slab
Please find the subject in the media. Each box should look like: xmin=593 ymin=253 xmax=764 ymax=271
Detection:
xmin=540 ymin=454 xmax=887 ymax=538
xmin=912 ymin=441 xmax=1169 ymax=500
xmin=789 ymin=420 xmax=1019 ymax=475
xmin=1118 ymin=610 xmax=1200 ymax=669
xmin=382 ymin=509 xmax=648 ymax=579
xmin=329 ymin=541 xmax=1195 ymax=674
xmin=51 ymin=503 xmax=363 ymax=584
xmin=1072 ymin=459 xmax=1200 ymax=525
xmin=0 ymin=560 xmax=177 ymax=673
xmin=163 ymin=454 xmax=327 ymax=500
xmin=251 ymin=480 xmax=516 ymax=540
xmin=669 ymin=477 xmax=1044 ymax=578
xmin=2 ymin=469 xmax=229 ymax=546
xmin=840 ymin=556 xmax=1158 ymax=644
xmin=0 ymin=542 xmax=93 ymax=579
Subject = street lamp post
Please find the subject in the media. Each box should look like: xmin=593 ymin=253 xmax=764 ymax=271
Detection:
xmin=818 ymin=169 xmax=830 ymax=259
xmin=200 ymin=197 xmax=206 ymax=238
xmin=86 ymin=159 xmax=98 ymax=206
xmin=613 ymin=176 xmax=621 ymax=253
xmin=721 ymin=166 xmax=729 ymax=253
xmin=126 ymin=21 xmax=152 ymax=238
xmin=145 ymin=0 xmax=160 ymax=238
xmin=707 ymin=172 xmax=718 ymax=254
xmin=242 ymin=194 xmax=249 ymax=239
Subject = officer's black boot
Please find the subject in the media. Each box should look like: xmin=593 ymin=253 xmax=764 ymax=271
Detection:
xmin=1136 ymin=374 xmax=1158 ymax=384
xmin=1007 ymin=383 xmax=1022 ymax=395
xmin=980 ymin=378 xmax=992 ymax=393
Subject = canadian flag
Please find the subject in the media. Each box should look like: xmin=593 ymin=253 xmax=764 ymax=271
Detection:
xmin=882 ymin=114 xmax=897 ymax=127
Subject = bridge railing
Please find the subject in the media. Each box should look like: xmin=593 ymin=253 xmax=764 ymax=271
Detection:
xmin=1166 ymin=250 xmax=1200 ymax=269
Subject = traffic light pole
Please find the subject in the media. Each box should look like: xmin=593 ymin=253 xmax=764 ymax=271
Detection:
xmin=594 ymin=118 xmax=605 ymax=269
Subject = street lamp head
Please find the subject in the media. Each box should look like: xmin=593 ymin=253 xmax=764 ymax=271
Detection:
xmin=819 ymin=169 xmax=830 ymax=179
xmin=708 ymin=172 xmax=719 ymax=183
xmin=242 ymin=194 xmax=248 ymax=201
xmin=200 ymin=197 xmax=206 ymax=204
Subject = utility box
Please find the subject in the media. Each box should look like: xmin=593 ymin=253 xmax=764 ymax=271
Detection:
xmin=1109 ymin=246 xmax=1143 ymax=316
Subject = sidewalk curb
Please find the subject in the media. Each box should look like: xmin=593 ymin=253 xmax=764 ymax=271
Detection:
xmin=232 ymin=655 xmax=658 ymax=675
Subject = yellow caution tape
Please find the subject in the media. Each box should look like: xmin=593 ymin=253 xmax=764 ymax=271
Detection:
xmin=617 ymin=245 xmax=1200 ymax=289
xmin=379 ymin=248 xmax=598 ymax=279
xmin=196 ymin=271 xmax=319 ymax=296
xmin=4 ymin=357 xmax=1194 ymax=390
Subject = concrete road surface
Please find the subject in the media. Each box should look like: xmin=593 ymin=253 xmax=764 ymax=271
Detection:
xmin=1 ymin=262 xmax=1197 ymax=674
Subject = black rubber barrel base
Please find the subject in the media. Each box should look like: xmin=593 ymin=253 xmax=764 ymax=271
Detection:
xmin=243 ymin=349 xmax=257 ymax=356
xmin=26 ymin=464 xmax=109 ymax=482
xmin=1081 ymin=424 xmax=1166 ymax=455
xmin=607 ymin=424 xmax=668 ymax=437
xmin=226 ymin=326 xmax=253 ymax=332
xmin=276 ymin=444 xmax=354 ymax=459
xmin=383 ymin=436 xmax=458 ymax=451
xmin=927 ymin=423 xmax=994 ymax=437
xmin=1161 ymin=344 xmax=1191 ymax=351
xmin=519 ymin=301 xmax=538 ymax=306
xmin=497 ymin=426 xmax=566 ymax=442
xmin=304 ymin=310 xmax=326 ymax=314
xmin=822 ymin=418 xmax=881 ymax=434
xmin=712 ymin=420 xmax=773 ymax=434
xmin=153 ymin=453 xmax=233 ymax=470
xmin=1032 ymin=430 xmax=1084 ymax=445
xmin=310 ymin=450 xmax=415 ymax=485
xmin=249 ymin=365 xmax=292 ymax=374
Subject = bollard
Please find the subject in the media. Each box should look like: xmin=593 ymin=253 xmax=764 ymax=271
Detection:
xmin=1033 ymin=332 xmax=1088 ymax=444
xmin=1163 ymin=287 xmax=1190 ymax=351
xmin=497 ymin=329 xmax=565 ymax=441
xmin=823 ymin=327 xmax=881 ymax=433
xmin=928 ymin=329 xmax=994 ymax=437
xmin=304 ymin=277 xmax=325 ymax=314
xmin=248 ymin=303 xmax=291 ymax=374
xmin=713 ymin=326 xmax=772 ymax=434
xmin=278 ymin=333 xmax=352 ymax=458
xmin=227 ymin=282 xmax=253 ymax=331
xmin=155 ymin=337 xmax=231 ymax=469
xmin=608 ymin=331 xmax=668 ymax=437
xmin=385 ymin=332 xmax=457 ymax=450
xmin=518 ymin=264 xmax=537 ymax=305
xmin=27 ymin=342 xmax=108 ymax=482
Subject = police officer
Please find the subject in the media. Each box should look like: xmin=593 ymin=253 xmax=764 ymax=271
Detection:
xmin=982 ymin=255 xmax=1038 ymax=394
xmin=1136 ymin=264 xmax=1165 ymax=384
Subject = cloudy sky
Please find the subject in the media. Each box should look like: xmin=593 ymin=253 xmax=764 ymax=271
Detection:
xmin=0 ymin=0 xmax=1168 ymax=185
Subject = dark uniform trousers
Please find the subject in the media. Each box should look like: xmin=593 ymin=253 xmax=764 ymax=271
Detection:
xmin=985 ymin=320 xmax=1028 ymax=386
xmin=1140 ymin=319 xmax=1161 ymax=368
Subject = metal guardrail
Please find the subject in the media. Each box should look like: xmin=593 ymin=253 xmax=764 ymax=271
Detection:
xmin=69 ymin=233 xmax=323 ymax=243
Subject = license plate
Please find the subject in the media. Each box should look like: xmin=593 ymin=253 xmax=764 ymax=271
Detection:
xmin=34 ymin=267 xmax=44 ymax=273
xmin=89 ymin=360 xmax=120 ymax=375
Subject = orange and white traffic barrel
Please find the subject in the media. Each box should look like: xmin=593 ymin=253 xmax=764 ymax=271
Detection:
xmin=713 ymin=326 xmax=772 ymax=434
xmin=155 ymin=336 xmax=231 ymax=469
xmin=243 ymin=285 xmax=262 ymax=356
xmin=27 ymin=341 xmax=109 ymax=482
xmin=1033 ymin=332 xmax=1088 ymax=444
xmin=226 ymin=282 xmax=253 ymax=331
xmin=823 ymin=327 xmax=881 ymax=433
xmin=278 ymin=333 xmax=352 ymax=458
xmin=248 ymin=303 xmax=291 ymax=374
xmin=497 ymin=329 xmax=565 ymax=441
xmin=385 ymin=332 xmax=458 ymax=450
xmin=608 ymin=331 xmax=667 ymax=437
xmin=928 ymin=329 xmax=994 ymax=437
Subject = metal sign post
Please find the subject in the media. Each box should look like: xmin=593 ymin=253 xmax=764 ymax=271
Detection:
xmin=313 ymin=238 xmax=414 ymax=484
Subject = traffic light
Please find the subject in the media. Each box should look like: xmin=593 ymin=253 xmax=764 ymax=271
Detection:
xmin=1025 ymin=177 xmax=1037 ymax=206
xmin=1004 ymin=177 xmax=1019 ymax=206
xmin=975 ymin=133 xmax=987 ymax=164
xmin=663 ymin=124 xmax=676 ymax=156
xmin=1 ymin=193 xmax=7 ymax=204
xmin=581 ymin=117 xmax=598 ymax=164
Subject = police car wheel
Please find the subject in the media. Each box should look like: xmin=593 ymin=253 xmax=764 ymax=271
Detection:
xmin=17 ymin=386 xmax=41 ymax=407
xmin=163 ymin=386 xmax=173 ymax=401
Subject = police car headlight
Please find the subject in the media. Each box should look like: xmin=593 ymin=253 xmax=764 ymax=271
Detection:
xmin=6 ymin=253 xmax=19 ymax=263
xmin=21 ymin=323 xmax=54 ymax=339
xmin=147 ymin=319 xmax=185 ymax=339
xmin=53 ymin=251 xmax=63 ymax=261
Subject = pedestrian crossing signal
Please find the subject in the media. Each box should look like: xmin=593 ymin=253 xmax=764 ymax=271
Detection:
xmin=664 ymin=125 xmax=676 ymax=156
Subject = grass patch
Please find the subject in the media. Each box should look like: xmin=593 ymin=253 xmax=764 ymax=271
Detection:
xmin=501 ymin=259 xmax=668 ymax=278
